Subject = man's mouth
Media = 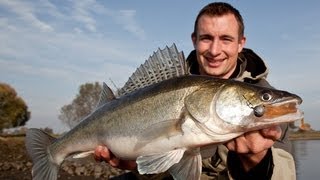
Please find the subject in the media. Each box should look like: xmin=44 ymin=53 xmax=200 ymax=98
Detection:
xmin=206 ymin=58 xmax=225 ymax=68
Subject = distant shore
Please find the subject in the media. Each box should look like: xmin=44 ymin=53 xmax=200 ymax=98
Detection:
xmin=289 ymin=130 xmax=320 ymax=140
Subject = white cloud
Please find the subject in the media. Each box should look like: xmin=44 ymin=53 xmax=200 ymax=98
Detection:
xmin=71 ymin=0 xmax=98 ymax=32
xmin=0 ymin=0 xmax=54 ymax=32
xmin=0 ymin=10 xmax=144 ymax=81
xmin=115 ymin=9 xmax=146 ymax=40
xmin=68 ymin=1 xmax=146 ymax=40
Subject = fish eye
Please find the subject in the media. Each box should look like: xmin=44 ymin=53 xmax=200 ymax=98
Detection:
xmin=261 ymin=92 xmax=273 ymax=101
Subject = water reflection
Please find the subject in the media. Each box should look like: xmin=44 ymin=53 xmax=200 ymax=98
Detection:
xmin=292 ymin=140 xmax=320 ymax=180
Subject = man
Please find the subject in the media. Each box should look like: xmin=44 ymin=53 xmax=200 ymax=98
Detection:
xmin=95 ymin=2 xmax=295 ymax=180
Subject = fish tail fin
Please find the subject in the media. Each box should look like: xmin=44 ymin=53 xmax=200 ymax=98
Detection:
xmin=26 ymin=128 xmax=59 ymax=180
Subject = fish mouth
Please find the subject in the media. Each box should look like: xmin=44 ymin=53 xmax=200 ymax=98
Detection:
xmin=261 ymin=97 xmax=303 ymax=122
xmin=246 ymin=97 xmax=303 ymax=131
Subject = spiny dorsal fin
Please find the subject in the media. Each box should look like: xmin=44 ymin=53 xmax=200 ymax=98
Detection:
xmin=96 ymin=82 xmax=116 ymax=109
xmin=118 ymin=43 xmax=188 ymax=96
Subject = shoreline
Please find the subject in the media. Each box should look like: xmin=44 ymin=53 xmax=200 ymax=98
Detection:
xmin=289 ymin=130 xmax=320 ymax=140
xmin=2 ymin=130 xmax=320 ymax=140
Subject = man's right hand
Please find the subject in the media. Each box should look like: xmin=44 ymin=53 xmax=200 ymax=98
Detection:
xmin=94 ymin=145 xmax=137 ymax=170
xmin=224 ymin=125 xmax=281 ymax=171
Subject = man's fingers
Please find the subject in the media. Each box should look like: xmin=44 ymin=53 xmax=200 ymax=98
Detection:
xmin=261 ymin=125 xmax=282 ymax=141
xmin=93 ymin=145 xmax=136 ymax=170
xmin=225 ymin=129 xmax=277 ymax=154
xmin=109 ymin=158 xmax=120 ymax=167
xmin=100 ymin=146 xmax=111 ymax=159
xmin=97 ymin=146 xmax=120 ymax=167
xmin=225 ymin=139 xmax=236 ymax=151
xmin=243 ymin=131 xmax=273 ymax=153
xmin=94 ymin=146 xmax=104 ymax=162
xmin=225 ymin=135 xmax=250 ymax=153
xmin=94 ymin=145 xmax=111 ymax=162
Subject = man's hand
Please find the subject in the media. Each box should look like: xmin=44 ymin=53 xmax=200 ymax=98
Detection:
xmin=94 ymin=146 xmax=137 ymax=170
xmin=225 ymin=125 xmax=282 ymax=171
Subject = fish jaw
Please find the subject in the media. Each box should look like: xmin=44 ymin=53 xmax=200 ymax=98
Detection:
xmin=246 ymin=98 xmax=304 ymax=130
xmin=263 ymin=98 xmax=302 ymax=120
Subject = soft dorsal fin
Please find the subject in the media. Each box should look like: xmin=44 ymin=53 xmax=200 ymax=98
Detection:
xmin=96 ymin=82 xmax=116 ymax=109
xmin=118 ymin=43 xmax=188 ymax=96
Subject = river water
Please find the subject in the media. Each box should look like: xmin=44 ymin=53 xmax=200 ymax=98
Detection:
xmin=292 ymin=140 xmax=320 ymax=180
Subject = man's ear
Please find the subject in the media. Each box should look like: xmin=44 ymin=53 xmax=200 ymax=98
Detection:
xmin=238 ymin=36 xmax=246 ymax=53
xmin=191 ymin=32 xmax=197 ymax=48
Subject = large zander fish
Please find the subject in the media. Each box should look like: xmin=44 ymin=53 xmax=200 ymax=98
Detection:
xmin=26 ymin=45 xmax=303 ymax=180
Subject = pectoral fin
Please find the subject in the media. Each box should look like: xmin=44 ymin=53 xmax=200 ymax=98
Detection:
xmin=169 ymin=148 xmax=202 ymax=180
xmin=136 ymin=148 xmax=186 ymax=174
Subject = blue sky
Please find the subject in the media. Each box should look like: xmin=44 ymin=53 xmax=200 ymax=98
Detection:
xmin=1 ymin=0 xmax=319 ymax=132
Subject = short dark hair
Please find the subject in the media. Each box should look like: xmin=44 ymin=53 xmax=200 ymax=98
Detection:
xmin=193 ymin=2 xmax=244 ymax=39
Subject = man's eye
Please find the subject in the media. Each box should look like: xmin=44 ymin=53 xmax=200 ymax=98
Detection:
xmin=200 ymin=36 xmax=211 ymax=41
xmin=222 ymin=38 xmax=233 ymax=42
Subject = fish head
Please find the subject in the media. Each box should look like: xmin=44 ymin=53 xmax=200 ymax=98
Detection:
xmin=214 ymin=81 xmax=303 ymax=131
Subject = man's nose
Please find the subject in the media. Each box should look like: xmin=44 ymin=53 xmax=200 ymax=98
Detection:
xmin=209 ymin=40 xmax=222 ymax=56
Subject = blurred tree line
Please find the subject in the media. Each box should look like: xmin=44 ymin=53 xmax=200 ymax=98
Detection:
xmin=1 ymin=81 xmax=104 ymax=132
xmin=59 ymin=82 xmax=102 ymax=128
xmin=0 ymin=83 xmax=30 ymax=132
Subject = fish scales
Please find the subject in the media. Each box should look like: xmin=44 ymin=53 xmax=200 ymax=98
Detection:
xmin=50 ymin=76 xmax=223 ymax=161
xmin=26 ymin=75 xmax=303 ymax=180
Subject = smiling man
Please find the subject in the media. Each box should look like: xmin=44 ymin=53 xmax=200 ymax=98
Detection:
xmin=192 ymin=12 xmax=245 ymax=79
xmin=94 ymin=2 xmax=295 ymax=180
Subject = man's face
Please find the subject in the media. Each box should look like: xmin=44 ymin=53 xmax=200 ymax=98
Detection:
xmin=192 ymin=13 xmax=246 ymax=79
